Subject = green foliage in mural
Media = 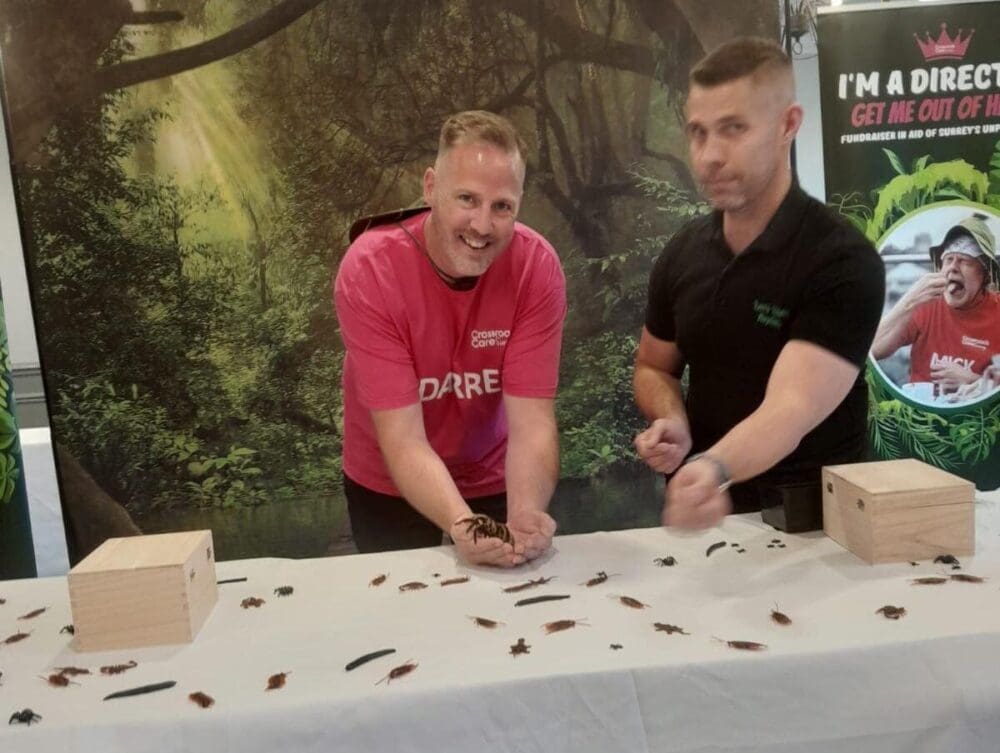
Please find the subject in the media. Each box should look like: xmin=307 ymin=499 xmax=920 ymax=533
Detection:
xmin=0 ymin=307 xmax=19 ymax=505
xmin=868 ymin=371 xmax=1000 ymax=471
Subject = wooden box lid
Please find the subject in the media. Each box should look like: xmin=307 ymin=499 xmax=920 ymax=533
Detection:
xmin=823 ymin=459 xmax=974 ymax=504
xmin=71 ymin=530 xmax=212 ymax=574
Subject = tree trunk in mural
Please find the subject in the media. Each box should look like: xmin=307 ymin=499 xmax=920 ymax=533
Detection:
xmin=56 ymin=444 xmax=141 ymax=564
xmin=1 ymin=0 xmax=327 ymax=165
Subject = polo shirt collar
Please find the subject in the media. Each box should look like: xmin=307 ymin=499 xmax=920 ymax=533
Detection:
xmin=709 ymin=183 xmax=810 ymax=254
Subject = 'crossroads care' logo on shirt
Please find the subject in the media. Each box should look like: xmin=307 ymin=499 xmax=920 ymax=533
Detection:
xmin=471 ymin=329 xmax=510 ymax=348
xmin=753 ymin=299 xmax=789 ymax=330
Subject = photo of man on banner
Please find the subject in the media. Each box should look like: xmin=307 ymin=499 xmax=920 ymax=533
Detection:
xmin=871 ymin=210 xmax=1000 ymax=406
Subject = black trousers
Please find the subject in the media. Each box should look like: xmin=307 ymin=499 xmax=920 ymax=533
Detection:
xmin=343 ymin=474 xmax=507 ymax=553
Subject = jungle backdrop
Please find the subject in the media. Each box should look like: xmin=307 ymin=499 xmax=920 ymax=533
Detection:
xmin=0 ymin=0 xmax=777 ymax=562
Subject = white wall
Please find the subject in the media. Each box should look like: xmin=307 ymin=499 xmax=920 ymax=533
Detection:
xmin=0 ymin=112 xmax=40 ymax=369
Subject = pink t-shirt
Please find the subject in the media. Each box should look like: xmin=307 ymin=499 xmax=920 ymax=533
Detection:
xmin=905 ymin=293 xmax=1000 ymax=383
xmin=333 ymin=210 xmax=566 ymax=498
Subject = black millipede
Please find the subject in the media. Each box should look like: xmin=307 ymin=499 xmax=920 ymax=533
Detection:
xmin=345 ymin=648 xmax=397 ymax=672
xmin=705 ymin=541 xmax=727 ymax=558
xmin=514 ymin=594 xmax=571 ymax=607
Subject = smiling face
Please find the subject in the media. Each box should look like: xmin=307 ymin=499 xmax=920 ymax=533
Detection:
xmin=941 ymin=250 xmax=987 ymax=309
xmin=422 ymin=140 xmax=524 ymax=279
xmin=685 ymin=74 xmax=800 ymax=215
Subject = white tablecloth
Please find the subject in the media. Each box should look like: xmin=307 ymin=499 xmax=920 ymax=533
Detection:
xmin=2 ymin=502 xmax=1000 ymax=753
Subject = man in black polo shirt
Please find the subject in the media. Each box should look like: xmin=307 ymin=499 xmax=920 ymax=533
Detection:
xmin=633 ymin=37 xmax=884 ymax=529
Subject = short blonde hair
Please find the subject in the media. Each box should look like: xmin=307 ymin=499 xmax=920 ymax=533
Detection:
xmin=437 ymin=110 xmax=526 ymax=161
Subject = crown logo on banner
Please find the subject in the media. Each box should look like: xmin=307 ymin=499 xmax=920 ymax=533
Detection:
xmin=913 ymin=23 xmax=974 ymax=62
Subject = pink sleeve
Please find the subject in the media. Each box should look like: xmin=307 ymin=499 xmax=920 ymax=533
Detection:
xmin=502 ymin=243 xmax=567 ymax=398
xmin=333 ymin=245 xmax=419 ymax=410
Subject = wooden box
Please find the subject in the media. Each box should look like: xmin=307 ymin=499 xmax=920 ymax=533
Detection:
xmin=822 ymin=459 xmax=974 ymax=564
xmin=67 ymin=530 xmax=218 ymax=652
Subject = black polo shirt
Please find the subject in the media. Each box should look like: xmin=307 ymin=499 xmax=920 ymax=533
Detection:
xmin=645 ymin=184 xmax=885 ymax=489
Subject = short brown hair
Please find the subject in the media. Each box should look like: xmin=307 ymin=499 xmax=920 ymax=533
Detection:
xmin=438 ymin=110 xmax=527 ymax=161
xmin=690 ymin=37 xmax=791 ymax=88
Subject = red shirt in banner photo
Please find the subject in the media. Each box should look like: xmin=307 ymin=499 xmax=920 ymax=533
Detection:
xmin=904 ymin=292 xmax=1000 ymax=385
xmin=334 ymin=211 xmax=566 ymax=499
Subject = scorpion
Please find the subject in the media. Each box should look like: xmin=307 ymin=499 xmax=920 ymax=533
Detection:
xmin=654 ymin=623 xmax=689 ymax=635
xmin=100 ymin=660 xmax=138 ymax=676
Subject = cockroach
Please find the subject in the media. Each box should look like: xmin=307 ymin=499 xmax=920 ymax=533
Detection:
xmin=377 ymin=661 xmax=417 ymax=685
xmin=705 ymin=541 xmax=727 ymax=558
xmin=273 ymin=586 xmax=294 ymax=597
xmin=8 ymin=708 xmax=42 ymax=725
xmin=189 ymin=691 xmax=215 ymax=708
xmin=468 ymin=616 xmax=505 ymax=629
xmin=654 ymin=623 xmax=689 ymax=635
xmin=60 ymin=624 xmax=75 ymax=635
xmin=610 ymin=644 xmax=623 ymax=650
xmin=345 ymin=648 xmax=396 ymax=671
xmin=950 ymin=573 xmax=986 ymax=583
xmin=100 ymin=660 xmax=138 ymax=675
xmin=653 ymin=557 xmax=676 ymax=567
xmin=369 ymin=573 xmax=388 ymax=587
xmin=770 ymin=604 xmax=792 ymax=625
xmin=241 ymin=597 xmax=265 ymax=608
xmin=53 ymin=667 xmax=90 ymax=677
xmin=911 ymin=576 xmax=948 ymax=585
xmin=458 ymin=514 xmax=514 ymax=545
xmin=502 ymin=576 xmax=555 ymax=593
xmin=440 ymin=576 xmax=470 ymax=587
xmin=398 ymin=581 xmax=428 ymax=592
xmin=515 ymin=594 xmax=570 ymax=607
xmin=266 ymin=672 xmax=290 ymax=690
xmin=876 ymin=605 xmax=906 ymax=620
xmin=509 ymin=638 xmax=530 ymax=657
xmin=612 ymin=595 xmax=649 ymax=610
xmin=714 ymin=637 xmax=767 ymax=651
xmin=3 ymin=631 xmax=30 ymax=645
xmin=542 ymin=618 xmax=589 ymax=634
xmin=40 ymin=673 xmax=76 ymax=687
xmin=17 ymin=607 xmax=47 ymax=620
xmin=582 ymin=571 xmax=612 ymax=587
xmin=933 ymin=554 xmax=959 ymax=566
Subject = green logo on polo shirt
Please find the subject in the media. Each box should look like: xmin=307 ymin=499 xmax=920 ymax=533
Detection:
xmin=753 ymin=299 xmax=789 ymax=329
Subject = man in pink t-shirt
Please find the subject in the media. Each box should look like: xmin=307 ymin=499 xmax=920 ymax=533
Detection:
xmin=873 ymin=213 xmax=1000 ymax=397
xmin=333 ymin=111 xmax=566 ymax=567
